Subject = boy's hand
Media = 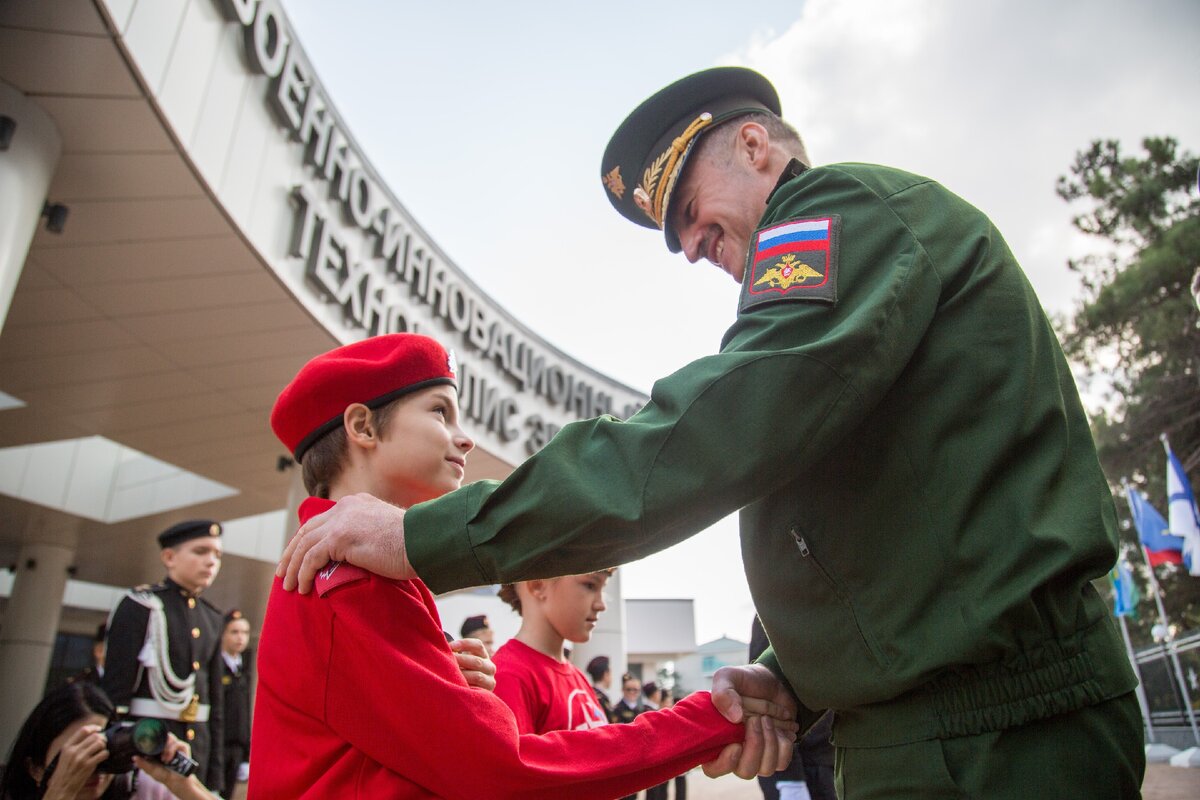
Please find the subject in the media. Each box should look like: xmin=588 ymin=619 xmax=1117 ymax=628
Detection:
xmin=278 ymin=493 xmax=415 ymax=592
xmin=701 ymin=664 xmax=798 ymax=779
xmin=701 ymin=714 xmax=793 ymax=780
xmin=450 ymin=637 xmax=496 ymax=691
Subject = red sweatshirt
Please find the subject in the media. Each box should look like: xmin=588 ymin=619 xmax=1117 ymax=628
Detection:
xmin=249 ymin=497 xmax=741 ymax=799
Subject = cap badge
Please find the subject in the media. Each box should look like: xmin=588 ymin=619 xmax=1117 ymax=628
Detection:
xmin=602 ymin=166 xmax=625 ymax=199
xmin=754 ymin=254 xmax=822 ymax=290
xmin=447 ymin=349 xmax=458 ymax=378
xmin=209 ymin=523 xmax=221 ymax=536
xmin=635 ymin=112 xmax=713 ymax=229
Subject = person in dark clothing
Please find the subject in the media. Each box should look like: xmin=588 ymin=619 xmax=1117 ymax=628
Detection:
xmin=585 ymin=656 xmax=616 ymax=723
xmin=751 ymin=616 xmax=835 ymax=800
xmin=102 ymin=520 xmax=226 ymax=794
xmin=220 ymin=609 xmax=253 ymax=795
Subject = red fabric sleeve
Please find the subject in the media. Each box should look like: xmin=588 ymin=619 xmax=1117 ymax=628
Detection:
xmin=492 ymin=654 xmax=539 ymax=735
xmin=325 ymin=576 xmax=741 ymax=799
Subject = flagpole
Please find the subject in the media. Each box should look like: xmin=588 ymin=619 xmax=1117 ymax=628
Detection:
xmin=1139 ymin=543 xmax=1200 ymax=743
xmin=1116 ymin=611 xmax=1156 ymax=742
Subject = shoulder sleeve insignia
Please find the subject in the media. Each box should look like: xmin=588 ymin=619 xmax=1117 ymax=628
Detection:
xmin=740 ymin=215 xmax=840 ymax=314
xmin=315 ymin=561 xmax=370 ymax=597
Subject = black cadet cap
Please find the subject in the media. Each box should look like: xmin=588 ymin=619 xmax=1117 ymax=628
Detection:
xmin=460 ymin=614 xmax=490 ymax=638
xmin=600 ymin=67 xmax=781 ymax=253
xmin=157 ymin=519 xmax=222 ymax=549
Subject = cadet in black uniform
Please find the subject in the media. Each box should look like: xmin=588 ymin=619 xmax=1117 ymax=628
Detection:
xmin=220 ymin=609 xmax=253 ymax=796
xmin=102 ymin=520 xmax=226 ymax=794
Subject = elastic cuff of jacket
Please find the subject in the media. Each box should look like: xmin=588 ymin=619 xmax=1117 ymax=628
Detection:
xmin=405 ymin=487 xmax=490 ymax=594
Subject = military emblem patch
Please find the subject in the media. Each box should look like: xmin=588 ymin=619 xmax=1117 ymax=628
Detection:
xmin=740 ymin=215 xmax=840 ymax=312
xmin=602 ymin=166 xmax=625 ymax=199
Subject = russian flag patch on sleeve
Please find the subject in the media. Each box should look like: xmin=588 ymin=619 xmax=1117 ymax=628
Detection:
xmin=739 ymin=215 xmax=840 ymax=313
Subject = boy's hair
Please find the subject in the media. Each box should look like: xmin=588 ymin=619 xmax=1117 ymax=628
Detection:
xmin=585 ymin=656 xmax=610 ymax=683
xmin=497 ymin=568 xmax=617 ymax=616
xmin=497 ymin=583 xmax=521 ymax=614
xmin=300 ymin=399 xmax=400 ymax=498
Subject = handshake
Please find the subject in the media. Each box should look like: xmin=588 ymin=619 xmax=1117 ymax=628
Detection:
xmin=704 ymin=664 xmax=803 ymax=779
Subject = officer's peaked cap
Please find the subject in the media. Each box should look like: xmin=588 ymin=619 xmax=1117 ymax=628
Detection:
xmin=600 ymin=67 xmax=780 ymax=253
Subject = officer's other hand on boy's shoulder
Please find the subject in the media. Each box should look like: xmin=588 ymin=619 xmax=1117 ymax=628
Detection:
xmin=278 ymin=492 xmax=413 ymax=592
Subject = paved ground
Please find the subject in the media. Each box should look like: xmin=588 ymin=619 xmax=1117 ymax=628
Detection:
xmin=677 ymin=763 xmax=1200 ymax=799
xmin=228 ymin=762 xmax=1197 ymax=798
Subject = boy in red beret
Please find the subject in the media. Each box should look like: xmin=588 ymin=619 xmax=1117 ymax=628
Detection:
xmin=250 ymin=333 xmax=792 ymax=799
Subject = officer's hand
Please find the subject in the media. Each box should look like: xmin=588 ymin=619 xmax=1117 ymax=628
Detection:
xmin=707 ymin=664 xmax=797 ymax=777
xmin=277 ymin=493 xmax=414 ymax=593
xmin=711 ymin=663 xmax=796 ymax=724
xmin=451 ymin=637 xmax=496 ymax=692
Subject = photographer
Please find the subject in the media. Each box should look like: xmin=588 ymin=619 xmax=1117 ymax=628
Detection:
xmin=1 ymin=683 xmax=216 ymax=800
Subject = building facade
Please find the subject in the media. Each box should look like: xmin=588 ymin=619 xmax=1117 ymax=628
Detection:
xmin=0 ymin=0 xmax=647 ymax=756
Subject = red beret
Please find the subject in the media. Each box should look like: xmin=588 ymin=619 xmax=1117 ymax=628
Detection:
xmin=271 ymin=334 xmax=457 ymax=461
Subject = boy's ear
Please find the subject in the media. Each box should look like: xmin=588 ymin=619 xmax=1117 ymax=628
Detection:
xmin=343 ymin=403 xmax=378 ymax=449
xmin=526 ymin=578 xmax=547 ymax=600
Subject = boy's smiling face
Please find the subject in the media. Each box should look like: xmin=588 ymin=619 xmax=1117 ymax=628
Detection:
xmin=367 ymin=385 xmax=474 ymax=508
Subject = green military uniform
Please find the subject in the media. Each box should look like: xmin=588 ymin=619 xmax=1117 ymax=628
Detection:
xmin=404 ymin=69 xmax=1144 ymax=797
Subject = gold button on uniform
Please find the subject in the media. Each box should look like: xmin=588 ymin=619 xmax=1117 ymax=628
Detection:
xmin=188 ymin=598 xmax=196 ymax=609
xmin=186 ymin=729 xmax=195 ymax=741
xmin=191 ymin=627 xmax=200 ymax=638
xmin=192 ymin=661 xmax=200 ymax=671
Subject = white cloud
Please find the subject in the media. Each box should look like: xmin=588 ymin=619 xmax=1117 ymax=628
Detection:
xmin=726 ymin=0 xmax=1200 ymax=316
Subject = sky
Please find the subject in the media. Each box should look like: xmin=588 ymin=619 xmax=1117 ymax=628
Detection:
xmin=277 ymin=0 xmax=1200 ymax=644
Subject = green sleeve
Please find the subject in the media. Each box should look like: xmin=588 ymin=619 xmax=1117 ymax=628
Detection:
xmin=406 ymin=165 xmax=942 ymax=594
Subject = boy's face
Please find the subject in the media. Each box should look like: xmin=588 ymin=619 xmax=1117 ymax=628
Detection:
xmin=369 ymin=385 xmax=474 ymax=507
xmin=222 ymin=618 xmax=251 ymax=656
xmin=161 ymin=535 xmax=223 ymax=594
xmin=621 ymin=676 xmax=641 ymax=704
xmin=543 ymin=571 xmax=610 ymax=644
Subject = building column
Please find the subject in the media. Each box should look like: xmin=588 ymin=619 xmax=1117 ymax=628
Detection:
xmin=0 ymin=80 xmax=62 ymax=334
xmin=569 ymin=567 xmax=628 ymax=697
xmin=0 ymin=539 xmax=77 ymax=758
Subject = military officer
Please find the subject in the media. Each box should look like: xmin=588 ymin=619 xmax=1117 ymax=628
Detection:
xmin=278 ymin=67 xmax=1144 ymax=797
xmin=103 ymin=520 xmax=226 ymax=793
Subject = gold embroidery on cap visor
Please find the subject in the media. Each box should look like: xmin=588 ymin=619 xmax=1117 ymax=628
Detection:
xmin=633 ymin=112 xmax=714 ymax=228
xmin=602 ymin=166 xmax=626 ymax=199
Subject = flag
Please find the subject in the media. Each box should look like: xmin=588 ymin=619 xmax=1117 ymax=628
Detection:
xmin=1163 ymin=436 xmax=1200 ymax=576
xmin=1125 ymin=484 xmax=1184 ymax=566
xmin=1110 ymin=560 xmax=1140 ymax=617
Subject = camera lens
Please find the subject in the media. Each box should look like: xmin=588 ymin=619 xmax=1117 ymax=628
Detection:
xmin=98 ymin=719 xmax=165 ymax=774
xmin=131 ymin=719 xmax=166 ymax=756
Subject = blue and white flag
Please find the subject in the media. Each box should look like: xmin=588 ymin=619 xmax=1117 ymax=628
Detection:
xmin=1163 ymin=436 xmax=1200 ymax=576
xmin=1110 ymin=560 xmax=1140 ymax=617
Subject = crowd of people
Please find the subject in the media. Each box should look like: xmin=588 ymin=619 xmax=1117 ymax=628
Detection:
xmin=5 ymin=62 xmax=1146 ymax=799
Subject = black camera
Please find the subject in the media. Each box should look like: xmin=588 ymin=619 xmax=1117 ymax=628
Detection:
xmin=98 ymin=719 xmax=198 ymax=777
